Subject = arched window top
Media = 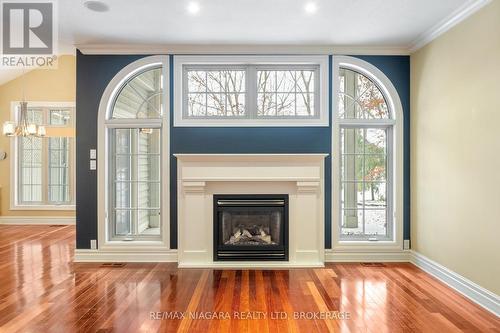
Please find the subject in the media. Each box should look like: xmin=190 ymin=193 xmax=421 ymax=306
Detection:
xmin=335 ymin=56 xmax=403 ymax=125
xmin=110 ymin=66 xmax=163 ymax=120
xmin=339 ymin=68 xmax=390 ymax=120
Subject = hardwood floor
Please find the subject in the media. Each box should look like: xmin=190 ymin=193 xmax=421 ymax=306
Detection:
xmin=0 ymin=225 xmax=498 ymax=333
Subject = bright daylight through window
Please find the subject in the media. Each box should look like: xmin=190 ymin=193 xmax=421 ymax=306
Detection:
xmin=176 ymin=56 xmax=328 ymax=126
xmin=16 ymin=106 xmax=74 ymax=207
xmin=338 ymin=67 xmax=394 ymax=241
xmin=107 ymin=66 xmax=163 ymax=241
xmin=185 ymin=66 xmax=318 ymax=119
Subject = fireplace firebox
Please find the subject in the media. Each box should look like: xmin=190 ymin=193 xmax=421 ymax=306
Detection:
xmin=213 ymin=194 xmax=289 ymax=261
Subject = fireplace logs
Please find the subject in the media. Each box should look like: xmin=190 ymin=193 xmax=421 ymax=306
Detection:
xmin=227 ymin=225 xmax=274 ymax=245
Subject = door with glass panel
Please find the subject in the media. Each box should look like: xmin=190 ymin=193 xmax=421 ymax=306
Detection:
xmin=107 ymin=66 xmax=163 ymax=241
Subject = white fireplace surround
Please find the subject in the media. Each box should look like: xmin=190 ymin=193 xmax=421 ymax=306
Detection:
xmin=176 ymin=153 xmax=327 ymax=268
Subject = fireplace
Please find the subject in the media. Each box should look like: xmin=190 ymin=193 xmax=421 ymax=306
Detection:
xmin=213 ymin=194 xmax=289 ymax=261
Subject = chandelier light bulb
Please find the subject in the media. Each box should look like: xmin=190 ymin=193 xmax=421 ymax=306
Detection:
xmin=27 ymin=124 xmax=38 ymax=135
xmin=2 ymin=122 xmax=16 ymax=136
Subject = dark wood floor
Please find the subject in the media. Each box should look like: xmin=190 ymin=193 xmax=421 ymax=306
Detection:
xmin=0 ymin=225 xmax=498 ymax=332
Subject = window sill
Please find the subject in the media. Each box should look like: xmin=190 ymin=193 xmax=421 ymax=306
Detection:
xmin=100 ymin=240 xmax=170 ymax=252
xmin=332 ymin=240 xmax=403 ymax=253
xmin=10 ymin=205 xmax=76 ymax=211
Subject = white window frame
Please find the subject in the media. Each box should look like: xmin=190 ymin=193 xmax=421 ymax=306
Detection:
xmin=332 ymin=56 xmax=404 ymax=252
xmin=174 ymin=55 xmax=329 ymax=127
xmin=98 ymin=55 xmax=170 ymax=251
xmin=10 ymin=101 xmax=76 ymax=210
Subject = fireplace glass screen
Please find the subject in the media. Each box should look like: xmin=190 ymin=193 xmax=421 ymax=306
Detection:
xmin=221 ymin=209 xmax=282 ymax=246
xmin=214 ymin=195 xmax=288 ymax=261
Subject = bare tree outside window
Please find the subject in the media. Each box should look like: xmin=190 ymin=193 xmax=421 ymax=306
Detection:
xmin=187 ymin=70 xmax=245 ymax=117
xmin=184 ymin=65 xmax=319 ymax=119
xmin=257 ymin=70 xmax=315 ymax=117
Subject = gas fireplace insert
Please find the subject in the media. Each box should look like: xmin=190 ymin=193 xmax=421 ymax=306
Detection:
xmin=213 ymin=194 xmax=289 ymax=261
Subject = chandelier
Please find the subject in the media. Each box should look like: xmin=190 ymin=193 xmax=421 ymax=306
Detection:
xmin=3 ymin=101 xmax=46 ymax=137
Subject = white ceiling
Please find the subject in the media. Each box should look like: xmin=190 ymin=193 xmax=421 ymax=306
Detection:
xmin=60 ymin=0 xmax=470 ymax=47
xmin=0 ymin=0 xmax=485 ymax=85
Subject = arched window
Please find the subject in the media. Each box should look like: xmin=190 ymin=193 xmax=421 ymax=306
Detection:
xmin=98 ymin=56 xmax=169 ymax=248
xmin=333 ymin=56 xmax=403 ymax=250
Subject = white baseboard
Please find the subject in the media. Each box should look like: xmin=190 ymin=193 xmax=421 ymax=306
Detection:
xmin=74 ymin=249 xmax=178 ymax=262
xmin=410 ymin=251 xmax=500 ymax=316
xmin=325 ymin=250 xmax=410 ymax=262
xmin=0 ymin=216 xmax=75 ymax=225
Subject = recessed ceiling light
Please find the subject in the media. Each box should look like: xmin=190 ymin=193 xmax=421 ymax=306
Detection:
xmin=83 ymin=0 xmax=109 ymax=12
xmin=187 ymin=2 xmax=200 ymax=15
xmin=304 ymin=2 xmax=318 ymax=14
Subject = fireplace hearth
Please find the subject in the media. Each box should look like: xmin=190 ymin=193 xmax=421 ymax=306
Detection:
xmin=213 ymin=194 xmax=289 ymax=261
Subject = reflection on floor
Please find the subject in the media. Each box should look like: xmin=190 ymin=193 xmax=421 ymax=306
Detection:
xmin=0 ymin=225 xmax=498 ymax=333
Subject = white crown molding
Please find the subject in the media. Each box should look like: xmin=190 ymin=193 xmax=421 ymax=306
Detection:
xmin=410 ymin=251 xmax=500 ymax=316
xmin=73 ymin=1 xmax=492 ymax=57
xmin=0 ymin=216 xmax=75 ymax=225
xmin=409 ymin=0 xmax=492 ymax=53
xmin=74 ymin=249 xmax=178 ymax=262
xmin=325 ymin=250 xmax=410 ymax=262
xmin=75 ymin=43 xmax=410 ymax=56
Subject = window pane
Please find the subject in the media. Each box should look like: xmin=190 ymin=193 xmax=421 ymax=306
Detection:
xmin=276 ymin=71 xmax=295 ymax=92
xmin=188 ymin=93 xmax=206 ymax=116
xmin=226 ymin=92 xmax=245 ymax=116
xmin=110 ymin=128 xmax=161 ymax=240
xmin=186 ymin=69 xmax=246 ymax=118
xmin=16 ymin=107 xmax=74 ymax=207
xmin=27 ymin=109 xmax=43 ymax=124
xmin=19 ymin=136 xmax=43 ymax=203
xmin=49 ymin=109 xmax=71 ymax=125
xmin=339 ymin=68 xmax=389 ymax=119
xmin=365 ymin=128 xmax=387 ymax=152
xmin=364 ymin=156 xmax=386 ymax=182
xmin=341 ymin=209 xmax=363 ymax=237
xmin=364 ymin=182 xmax=387 ymax=208
xmin=258 ymin=70 xmax=275 ymax=92
xmin=115 ymin=210 xmax=131 ymax=235
xmin=340 ymin=127 xmax=390 ymax=241
xmin=48 ymin=137 xmax=70 ymax=203
xmin=342 ymin=155 xmax=364 ymax=181
xmin=115 ymin=182 xmax=131 ymax=208
xmin=207 ymin=93 xmax=225 ymax=116
xmin=112 ymin=67 xmax=163 ymax=119
xmin=340 ymin=128 xmax=364 ymax=154
xmin=341 ymin=182 xmax=363 ymax=209
xmin=276 ymin=93 xmax=294 ymax=116
xmin=257 ymin=69 xmax=317 ymax=118
xmin=138 ymin=209 xmax=161 ymax=235
xmin=296 ymin=93 xmax=314 ymax=116
xmin=365 ymin=210 xmax=387 ymax=237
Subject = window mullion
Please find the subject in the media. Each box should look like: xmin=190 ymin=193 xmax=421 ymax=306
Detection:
xmin=43 ymin=107 xmax=49 ymax=205
xmin=246 ymin=65 xmax=256 ymax=119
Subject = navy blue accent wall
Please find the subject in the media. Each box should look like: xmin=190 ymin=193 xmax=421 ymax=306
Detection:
xmin=76 ymin=51 xmax=409 ymax=249
xmin=75 ymin=51 xmax=148 ymax=248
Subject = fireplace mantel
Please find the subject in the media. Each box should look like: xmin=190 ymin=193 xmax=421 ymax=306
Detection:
xmin=176 ymin=153 xmax=327 ymax=268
